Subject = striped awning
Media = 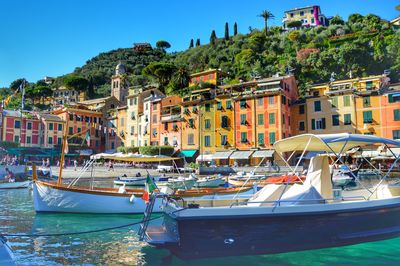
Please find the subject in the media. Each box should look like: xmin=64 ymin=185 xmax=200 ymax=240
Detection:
xmin=230 ymin=150 xmax=254 ymax=160
xmin=252 ymin=150 xmax=274 ymax=158
xmin=212 ymin=151 xmax=233 ymax=159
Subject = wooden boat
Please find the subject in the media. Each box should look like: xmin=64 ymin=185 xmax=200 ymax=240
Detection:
xmin=0 ymin=180 xmax=31 ymax=189
xmin=142 ymin=133 xmax=400 ymax=259
xmin=194 ymin=176 xmax=224 ymax=188
xmin=229 ymin=174 xmax=305 ymax=187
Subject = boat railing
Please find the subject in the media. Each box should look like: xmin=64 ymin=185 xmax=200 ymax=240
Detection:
xmin=229 ymin=195 xmax=367 ymax=208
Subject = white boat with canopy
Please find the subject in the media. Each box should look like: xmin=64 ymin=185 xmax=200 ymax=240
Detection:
xmin=140 ymin=133 xmax=400 ymax=259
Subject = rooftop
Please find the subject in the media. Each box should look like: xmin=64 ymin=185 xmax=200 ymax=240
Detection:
xmin=39 ymin=113 xmax=64 ymax=122
xmin=78 ymin=96 xmax=113 ymax=105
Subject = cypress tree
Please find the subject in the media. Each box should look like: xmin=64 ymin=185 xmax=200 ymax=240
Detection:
xmin=196 ymin=38 xmax=200 ymax=47
xmin=224 ymin=22 xmax=230 ymax=40
xmin=210 ymin=30 xmax=217 ymax=46
xmin=234 ymin=22 xmax=238 ymax=36
xmin=189 ymin=39 xmax=194 ymax=48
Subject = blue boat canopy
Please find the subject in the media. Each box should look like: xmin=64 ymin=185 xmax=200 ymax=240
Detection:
xmin=274 ymin=133 xmax=400 ymax=153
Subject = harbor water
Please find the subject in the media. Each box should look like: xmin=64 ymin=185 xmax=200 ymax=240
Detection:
xmin=2 ymin=188 xmax=400 ymax=265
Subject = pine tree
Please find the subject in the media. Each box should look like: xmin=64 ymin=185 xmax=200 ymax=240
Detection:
xmin=234 ymin=22 xmax=238 ymax=36
xmin=196 ymin=38 xmax=200 ymax=47
xmin=189 ymin=39 xmax=194 ymax=49
xmin=210 ymin=30 xmax=217 ymax=46
xmin=224 ymin=22 xmax=230 ymax=40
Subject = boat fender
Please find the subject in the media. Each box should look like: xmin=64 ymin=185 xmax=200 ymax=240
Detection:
xmin=129 ymin=194 xmax=136 ymax=203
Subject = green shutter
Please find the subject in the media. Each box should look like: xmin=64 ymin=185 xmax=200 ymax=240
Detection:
xmin=322 ymin=118 xmax=326 ymax=129
xmin=258 ymin=133 xmax=264 ymax=145
xmin=269 ymin=113 xmax=275 ymax=124
xmin=311 ymin=119 xmax=316 ymax=130
xmin=389 ymin=94 xmax=393 ymax=103
xmin=394 ymin=110 xmax=400 ymax=121
xmin=258 ymin=114 xmax=264 ymax=125
xmin=269 ymin=132 xmax=276 ymax=144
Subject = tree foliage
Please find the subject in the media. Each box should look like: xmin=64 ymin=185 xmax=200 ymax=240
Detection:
xmin=139 ymin=145 xmax=174 ymax=156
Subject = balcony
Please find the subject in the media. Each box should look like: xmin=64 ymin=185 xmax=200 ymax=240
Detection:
xmin=161 ymin=113 xmax=181 ymax=122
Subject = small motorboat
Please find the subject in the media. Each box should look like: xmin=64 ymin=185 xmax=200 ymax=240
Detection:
xmin=194 ymin=176 xmax=224 ymax=188
xmin=0 ymin=180 xmax=31 ymax=189
xmin=163 ymin=176 xmax=196 ymax=190
xmin=114 ymin=175 xmax=169 ymax=186
xmin=228 ymin=171 xmax=268 ymax=186
xmin=332 ymin=167 xmax=357 ymax=187
xmin=0 ymin=235 xmax=14 ymax=265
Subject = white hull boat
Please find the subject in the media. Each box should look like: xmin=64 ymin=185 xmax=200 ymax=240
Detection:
xmin=114 ymin=176 xmax=169 ymax=186
xmin=32 ymin=180 xmax=255 ymax=214
xmin=194 ymin=177 xmax=224 ymax=188
xmin=0 ymin=181 xmax=31 ymax=189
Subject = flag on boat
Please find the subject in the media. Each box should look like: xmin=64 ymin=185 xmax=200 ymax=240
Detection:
xmin=85 ymin=129 xmax=91 ymax=146
xmin=142 ymin=175 xmax=157 ymax=204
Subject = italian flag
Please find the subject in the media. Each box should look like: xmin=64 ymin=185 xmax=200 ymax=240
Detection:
xmin=142 ymin=175 xmax=157 ymax=204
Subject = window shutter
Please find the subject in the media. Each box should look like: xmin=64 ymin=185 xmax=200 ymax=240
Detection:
xmin=311 ymin=119 xmax=316 ymax=130
xmin=389 ymin=94 xmax=393 ymax=103
xmin=322 ymin=118 xmax=326 ymax=129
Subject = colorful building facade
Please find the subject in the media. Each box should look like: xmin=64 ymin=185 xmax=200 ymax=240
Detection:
xmin=160 ymin=96 xmax=182 ymax=149
xmin=283 ymin=5 xmax=328 ymax=29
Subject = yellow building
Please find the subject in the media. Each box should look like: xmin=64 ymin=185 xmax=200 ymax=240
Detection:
xmin=180 ymin=92 xmax=201 ymax=162
xmin=125 ymin=88 xmax=143 ymax=147
xmin=283 ymin=5 xmax=328 ymax=29
xmin=189 ymin=69 xmax=227 ymax=87
xmin=52 ymin=86 xmax=87 ymax=107
xmin=304 ymin=75 xmax=389 ymax=136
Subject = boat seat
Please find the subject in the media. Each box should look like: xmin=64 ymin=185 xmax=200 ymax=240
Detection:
xmin=247 ymin=184 xmax=286 ymax=206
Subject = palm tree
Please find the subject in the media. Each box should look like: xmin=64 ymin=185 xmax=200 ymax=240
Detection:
xmin=258 ymin=10 xmax=275 ymax=35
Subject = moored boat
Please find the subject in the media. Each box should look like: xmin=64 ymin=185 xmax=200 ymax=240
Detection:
xmin=141 ymin=133 xmax=400 ymax=259
xmin=0 ymin=235 xmax=14 ymax=265
xmin=194 ymin=176 xmax=224 ymax=188
xmin=0 ymin=180 xmax=31 ymax=189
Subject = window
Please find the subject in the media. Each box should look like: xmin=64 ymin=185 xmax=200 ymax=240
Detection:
xmin=363 ymin=96 xmax=371 ymax=107
xmin=363 ymin=111 xmax=373 ymax=124
xmin=281 ymin=95 xmax=286 ymax=105
xmin=269 ymin=113 xmax=275 ymax=124
xmin=226 ymin=100 xmax=232 ymax=109
xmin=205 ymin=103 xmax=211 ymax=112
xmin=58 ymin=124 xmax=63 ymax=131
xmin=188 ymin=133 xmax=194 ymax=145
xmin=69 ymin=127 xmax=73 ymax=135
xmin=14 ymin=120 xmax=21 ymax=129
xmin=57 ymin=138 xmax=62 ymax=145
xmin=14 ymin=136 xmax=19 ymax=143
xmin=129 ymin=98 xmax=133 ymax=106
xmin=393 ymin=130 xmax=400 ymax=140
xmin=48 ymin=137 xmax=53 ymax=144
xmin=240 ymin=114 xmax=247 ymax=125
xmin=311 ymin=9 xmax=314 ymax=14
xmin=153 ymin=104 xmax=157 ymax=110
xmin=96 ymin=140 xmax=99 ymax=147
xmin=314 ymin=101 xmax=321 ymax=112
xmin=269 ymin=132 xmax=276 ymax=145
xmin=268 ymin=96 xmax=274 ymax=105
xmin=311 ymin=18 xmax=315 ymax=24
xmin=299 ymin=121 xmax=305 ymax=131
xmin=395 ymin=110 xmax=400 ymax=121
xmin=343 ymin=95 xmax=351 ymax=107
xmin=332 ymin=115 xmax=340 ymax=126
xmin=121 ymin=118 xmax=125 ymax=127
xmin=152 ymin=128 xmax=157 ymax=137
xmin=134 ymin=98 xmax=137 ymax=105
xmin=282 ymin=115 xmax=285 ymax=125
xmin=152 ymin=115 xmax=157 ymax=123
xmin=192 ymin=106 xmax=198 ymax=112
xmin=290 ymin=13 xmax=294 ymax=18
xmin=344 ymin=114 xmax=352 ymax=125
xmin=204 ymin=119 xmax=211 ymax=129
xmin=77 ymin=128 xmax=81 ymax=133
xmin=311 ymin=118 xmax=326 ymax=130
xmin=204 ymin=135 xmax=211 ymax=147
xmin=26 ymin=136 xmax=31 ymax=144
xmin=221 ymin=135 xmax=228 ymax=145
xmin=258 ymin=114 xmax=264 ymax=125
xmin=221 ymin=116 xmax=229 ymax=128
xmin=240 ymin=100 xmax=247 ymax=109
xmin=131 ymin=112 xmax=136 ymax=120
xmin=389 ymin=94 xmax=400 ymax=103
xmin=27 ymin=122 xmax=32 ymax=130
xmin=257 ymin=98 xmax=263 ymax=106
xmin=299 ymin=105 xmax=305 ymax=114
xmin=69 ymin=114 xmax=74 ymax=120
xmin=366 ymin=81 xmax=373 ymax=90
xmin=217 ymin=102 xmax=222 ymax=110
xmin=164 ymin=137 xmax=168 ymax=145
xmin=240 ymin=132 xmax=247 ymax=143
xmin=131 ymin=126 xmax=135 ymax=135
xmin=49 ymin=123 xmax=53 ymax=130
xmin=189 ymin=119 xmax=195 ymax=128
xmin=331 ymin=97 xmax=338 ymax=108
xmin=258 ymin=133 xmax=265 ymax=146
xmin=300 ymin=11 xmax=304 ymax=16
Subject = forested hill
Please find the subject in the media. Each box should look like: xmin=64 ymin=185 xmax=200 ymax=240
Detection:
xmin=71 ymin=13 xmax=399 ymax=98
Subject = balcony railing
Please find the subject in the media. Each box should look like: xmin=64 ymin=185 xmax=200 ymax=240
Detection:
xmin=161 ymin=114 xmax=181 ymax=122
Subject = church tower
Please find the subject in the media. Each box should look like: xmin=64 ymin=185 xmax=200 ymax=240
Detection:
xmin=111 ymin=62 xmax=128 ymax=105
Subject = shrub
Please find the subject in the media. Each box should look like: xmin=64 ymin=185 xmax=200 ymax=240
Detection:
xmin=139 ymin=146 xmax=174 ymax=156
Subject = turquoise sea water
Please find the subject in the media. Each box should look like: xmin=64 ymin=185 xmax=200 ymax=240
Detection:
xmin=1 ymin=188 xmax=400 ymax=265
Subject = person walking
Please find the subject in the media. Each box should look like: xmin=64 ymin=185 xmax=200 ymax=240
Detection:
xmin=73 ymin=159 xmax=78 ymax=171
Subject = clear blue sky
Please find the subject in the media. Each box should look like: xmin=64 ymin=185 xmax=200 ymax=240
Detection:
xmin=0 ymin=0 xmax=398 ymax=87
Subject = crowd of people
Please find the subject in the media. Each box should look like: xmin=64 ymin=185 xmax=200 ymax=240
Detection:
xmin=0 ymin=155 xmax=20 ymax=166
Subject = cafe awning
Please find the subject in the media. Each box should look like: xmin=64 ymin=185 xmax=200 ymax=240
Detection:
xmin=212 ymin=151 xmax=233 ymax=159
xmin=252 ymin=150 xmax=274 ymax=158
xmin=196 ymin=154 xmax=213 ymax=162
xmin=178 ymin=149 xmax=198 ymax=158
xmin=230 ymin=150 xmax=254 ymax=160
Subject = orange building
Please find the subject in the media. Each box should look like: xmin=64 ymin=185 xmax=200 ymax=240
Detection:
xmin=160 ymin=96 xmax=183 ymax=149
xmin=381 ymin=83 xmax=400 ymax=140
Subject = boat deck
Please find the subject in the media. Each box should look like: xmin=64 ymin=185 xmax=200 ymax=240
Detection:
xmin=146 ymin=226 xmax=178 ymax=244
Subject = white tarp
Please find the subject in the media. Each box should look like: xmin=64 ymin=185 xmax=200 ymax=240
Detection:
xmin=196 ymin=154 xmax=213 ymax=162
xmin=252 ymin=150 xmax=274 ymax=158
xmin=230 ymin=151 xmax=254 ymax=160
xmin=212 ymin=151 xmax=233 ymax=159
xmin=248 ymin=184 xmax=286 ymax=206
